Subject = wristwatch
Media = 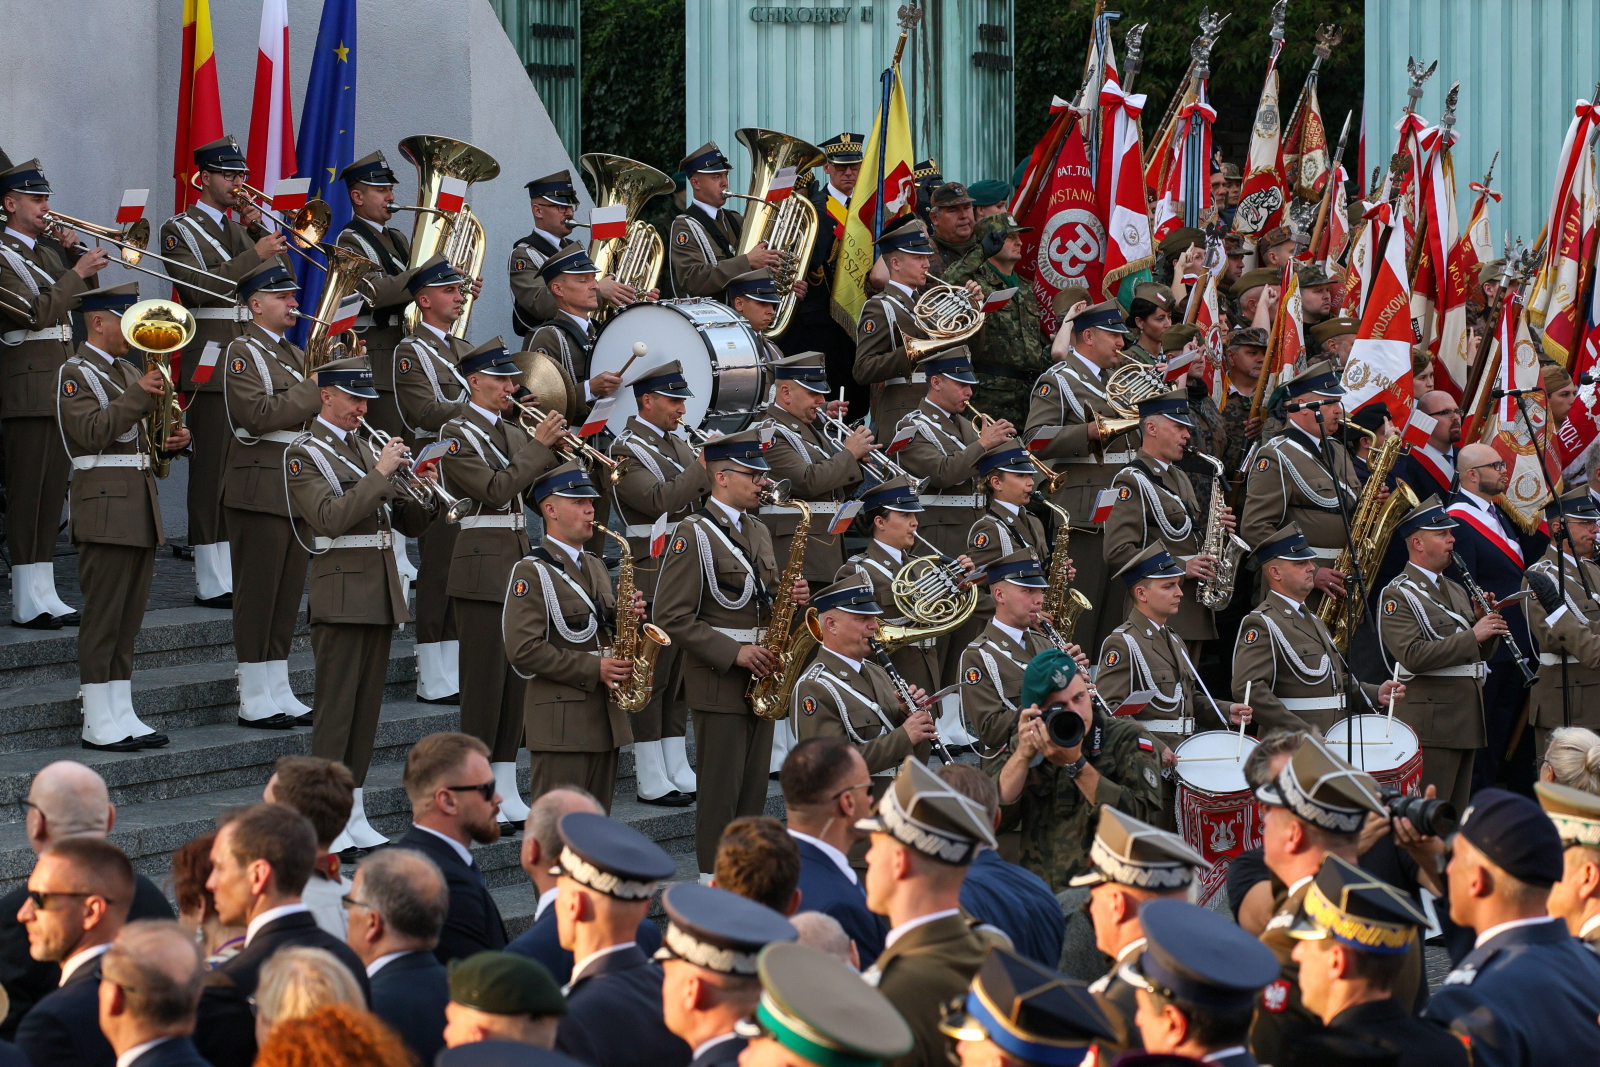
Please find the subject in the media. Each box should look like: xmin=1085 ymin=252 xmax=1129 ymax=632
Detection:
xmin=1061 ymin=754 xmax=1088 ymax=779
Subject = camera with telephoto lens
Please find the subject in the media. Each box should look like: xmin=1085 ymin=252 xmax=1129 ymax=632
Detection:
xmin=1380 ymin=786 xmax=1457 ymax=838
xmin=1041 ymin=702 xmax=1085 ymax=749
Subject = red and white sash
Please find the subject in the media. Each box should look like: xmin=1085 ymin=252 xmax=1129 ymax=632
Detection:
xmin=1409 ymin=448 xmax=1455 ymax=495
xmin=1446 ymin=503 xmax=1523 ymax=568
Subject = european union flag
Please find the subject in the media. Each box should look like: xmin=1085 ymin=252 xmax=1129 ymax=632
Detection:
xmin=290 ymin=0 xmax=357 ymax=344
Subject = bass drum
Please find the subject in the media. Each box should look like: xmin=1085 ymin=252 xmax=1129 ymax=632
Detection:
xmin=589 ymin=298 xmax=770 ymax=437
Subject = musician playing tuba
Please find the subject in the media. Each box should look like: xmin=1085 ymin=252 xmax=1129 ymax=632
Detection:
xmin=669 ymin=142 xmax=789 ymax=298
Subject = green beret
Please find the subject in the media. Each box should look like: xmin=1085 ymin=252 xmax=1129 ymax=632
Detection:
xmin=1157 ymin=227 xmax=1204 ymax=260
xmin=1230 ymin=267 xmax=1280 ymax=301
xmin=1020 ymin=649 xmax=1079 ymax=709
xmin=1161 ymin=323 xmax=1201 ymax=353
xmin=966 ymin=179 xmax=1012 ymax=207
xmin=449 ymin=952 xmax=567 ymax=1017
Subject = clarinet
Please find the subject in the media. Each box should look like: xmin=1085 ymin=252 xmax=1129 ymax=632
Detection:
xmin=1451 ymin=550 xmax=1536 ymax=687
xmin=867 ymin=637 xmax=955 ymax=764
xmin=1037 ymin=619 xmax=1119 ymax=720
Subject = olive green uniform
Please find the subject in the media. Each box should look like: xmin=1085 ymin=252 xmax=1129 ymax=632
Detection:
xmin=840 ymin=542 xmax=940 ymax=708
xmin=793 ymin=645 xmax=924 ymax=774
xmin=865 ymin=913 xmax=987 ymax=1067
xmin=758 ymin=403 xmax=863 ymax=583
xmin=1104 ymin=450 xmax=1216 ymax=641
xmin=943 ymin=251 xmax=1046 ymax=430
xmin=1232 ymin=591 xmax=1380 ymax=735
xmin=959 ymin=619 xmax=1053 ymax=764
xmin=1524 ymin=546 xmax=1600 ymax=754
xmin=336 ymin=217 xmax=414 ymax=437
xmin=854 ymin=283 xmax=933 ymax=433
xmin=668 ymin=205 xmax=754 ymax=298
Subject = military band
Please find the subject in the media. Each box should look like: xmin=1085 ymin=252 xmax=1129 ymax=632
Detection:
xmin=854 ymin=219 xmax=939 ymax=432
xmin=669 ymin=143 xmax=783 ymax=298
xmin=957 ymin=550 xmax=1055 ymax=763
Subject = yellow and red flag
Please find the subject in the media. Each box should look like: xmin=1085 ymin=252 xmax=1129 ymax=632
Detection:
xmin=174 ymin=0 xmax=225 ymax=212
xmin=831 ymin=56 xmax=915 ymax=331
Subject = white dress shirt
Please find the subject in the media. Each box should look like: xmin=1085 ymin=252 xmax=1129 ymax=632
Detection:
xmin=60 ymin=941 xmax=112 ymax=985
xmin=116 ymin=1037 xmax=177 ymax=1067
xmin=245 ymin=902 xmax=312 ymax=947
xmin=410 ymin=823 xmax=475 ymax=867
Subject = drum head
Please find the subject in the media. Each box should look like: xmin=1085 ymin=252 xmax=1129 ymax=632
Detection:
xmin=1325 ymin=716 xmax=1420 ymax=774
xmin=590 ymin=303 xmax=713 ymax=436
xmin=1174 ymin=730 xmax=1258 ymax=795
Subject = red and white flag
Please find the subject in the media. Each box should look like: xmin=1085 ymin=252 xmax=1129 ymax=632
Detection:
xmin=1090 ymin=488 xmax=1118 ymax=524
xmin=1233 ymin=64 xmax=1288 ymax=240
xmin=327 ymin=292 xmax=365 ymax=335
xmin=885 ymin=425 xmax=917 ymax=455
xmin=1015 ymin=119 xmax=1101 ymax=336
xmin=1526 ymin=100 xmax=1600 ymax=365
xmin=649 ymin=513 xmax=670 ymax=558
xmin=765 ymin=167 xmax=798 ymax=203
xmin=1026 ymin=426 xmax=1061 ymax=452
xmin=1164 ymin=348 xmax=1200 ymax=382
xmin=1192 ymin=271 xmax=1227 ymax=404
xmin=1401 ymin=408 xmax=1437 ymax=449
xmin=271 ymin=177 xmax=310 ymax=211
xmin=1432 ymin=175 xmax=1495 ymax=398
xmin=436 ymin=177 xmax=469 ymax=214
xmin=116 ymin=189 xmax=149 ymax=225
xmin=1112 ymin=689 xmax=1159 ymax=717
xmin=1480 ymin=296 xmax=1559 ymax=530
xmin=245 ymin=0 xmax=295 ymax=201
xmin=981 ymin=287 xmax=1017 ymax=313
xmin=1097 ymin=58 xmax=1154 ymax=301
xmin=1342 ymin=208 xmax=1416 ymax=420
xmin=589 ymin=204 xmax=627 ymax=241
xmin=189 ymin=341 xmax=222 ymax=385
xmin=829 ymin=500 xmax=864 ymax=536
xmin=580 ymin=396 xmax=617 ymax=438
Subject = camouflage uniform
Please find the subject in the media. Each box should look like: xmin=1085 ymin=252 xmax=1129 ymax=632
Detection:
xmin=991 ymin=713 xmax=1165 ymax=891
xmin=1220 ymin=387 xmax=1256 ymax=481
xmin=944 ymin=217 xmax=1049 ymax=431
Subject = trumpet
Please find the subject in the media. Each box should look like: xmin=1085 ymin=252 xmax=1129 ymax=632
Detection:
xmin=355 ymin=418 xmax=468 ymax=522
xmin=44 ymin=211 xmax=240 ymax=302
xmin=507 ymin=396 xmax=622 ymax=475
xmin=963 ymin=402 xmax=1069 ymax=492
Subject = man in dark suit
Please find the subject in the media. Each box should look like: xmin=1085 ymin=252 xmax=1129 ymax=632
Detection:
xmin=0 ymin=761 xmax=175 ymax=1039
xmin=97 ymin=920 xmax=214 ymax=1067
xmin=778 ymin=738 xmax=887 ymax=966
xmin=505 ymin=787 xmax=660 ymax=984
xmin=193 ymin=803 xmax=369 ymax=1067
xmin=345 ymin=846 xmax=452 ymax=1065
xmin=14 ymin=837 xmax=135 ymax=1067
xmin=396 ymin=732 xmax=509 ymax=963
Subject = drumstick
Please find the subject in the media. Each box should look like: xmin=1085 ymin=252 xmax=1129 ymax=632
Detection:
xmin=1238 ymin=682 xmax=1251 ymax=758
xmin=1386 ymin=663 xmax=1398 ymax=738
xmin=616 ymin=342 xmax=647 ymax=382
xmin=1179 ymin=755 xmax=1247 ymax=762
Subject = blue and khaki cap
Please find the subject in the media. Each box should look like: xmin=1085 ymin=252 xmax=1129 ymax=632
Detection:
xmin=1254 ymin=522 xmax=1319 ymax=568
xmin=1136 ymin=388 xmax=1194 ymax=428
xmin=738 ymin=942 xmax=912 ymax=1067
xmin=0 ymin=159 xmax=51 ymax=195
xmin=1547 ymin=485 xmax=1600 ymax=522
xmin=79 ymin=283 xmax=140 ymax=314
xmin=1071 ymin=300 xmax=1129 ymax=335
xmin=553 ymin=811 xmax=675 ymax=898
xmin=813 ymin=576 xmax=883 ymax=616
xmin=239 ymin=262 xmax=298 ymax=299
xmin=525 ymin=170 xmax=578 ymax=205
xmin=940 ymin=947 xmax=1113 ymax=1066
xmin=703 ymin=427 xmax=772 ymax=471
xmin=1394 ymin=494 xmax=1458 ymax=539
xmin=532 ymin=459 xmax=601 ymax=502
xmin=1115 ymin=544 xmax=1184 ymax=587
xmin=977 ymin=444 xmax=1035 ymax=478
xmin=460 ymin=337 xmax=520 ymax=377
xmin=773 ymin=351 xmax=831 ymax=393
xmin=856 ymin=756 xmax=997 ymax=865
xmin=1068 ymin=808 xmax=1208 ymax=890
xmin=1283 ymin=358 xmax=1345 ymax=399
xmin=341 ymin=151 xmax=399 ymax=187
xmin=407 ymin=252 xmax=468 ymax=295
xmin=654 ymin=883 xmax=796 ymax=976
xmin=193 ymin=136 xmax=247 ymax=173
xmin=1287 ymin=854 xmax=1427 ymax=956
xmin=539 ymin=242 xmax=599 ymax=282
xmin=1255 ymin=735 xmax=1386 ymax=835
xmin=922 ymin=344 xmax=978 ymax=384
xmin=316 ymin=357 xmax=378 ymax=398
xmin=860 ymin=475 xmax=922 ymax=513
xmin=728 ymin=269 xmax=782 ymax=304
xmin=632 ymin=359 xmax=693 ymax=399
xmin=989 ymin=549 xmax=1047 ymax=589
xmin=875 ymin=218 xmax=934 ymax=256
xmin=1123 ymin=900 xmax=1280 ymax=1012
xmin=681 ymin=142 xmax=732 ymax=175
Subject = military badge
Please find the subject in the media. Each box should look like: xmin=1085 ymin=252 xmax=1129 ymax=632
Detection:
xmin=674 ymin=231 xmax=688 ymax=246
xmin=60 ymin=379 xmax=77 ymax=397
xmin=229 ymin=356 xmax=247 ymax=374
xmin=972 ymin=532 xmax=989 ymax=550
xmin=671 ymin=535 xmax=688 ymax=554
xmin=801 ymin=696 xmax=818 ymax=715
xmin=162 ymin=233 xmax=178 ymax=252
xmin=1383 ymin=599 xmax=1397 ymax=616
xmin=511 ymin=258 xmax=529 ymax=271
xmin=512 ymin=578 xmax=531 ymax=598
xmin=1144 ymin=767 xmax=1158 ymax=787
xmin=1117 ymin=485 xmax=1132 ymax=500
xmin=1243 ymin=627 xmax=1260 ymax=644
xmin=398 ymin=357 xmax=412 ymax=374
xmin=861 ymin=319 xmax=876 ymax=334
xmin=446 ymin=439 xmax=461 ymax=454
xmin=1261 ymin=980 xmax=1290 ymax=1013
xmin=1035 ymin=382 xmax=1052 ymax=397
xmin=1104 ymin=649 xmax=1121 ymax=667
xmin=287 ymin=458 xmax=302 ymax=477
xmin=964 ymin=666 xmax=982 ymax=685
xmin=1256 ymin=458 xmax=1271 ymax=472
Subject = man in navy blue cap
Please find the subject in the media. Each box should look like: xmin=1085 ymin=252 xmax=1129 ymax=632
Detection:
xmin=785 ymin=133 xmax=866 ymax=419
xmin=1378 ymin=496 xmax=1509 ymax=812
xmin=521 ymin=242 xmax=623 ymax=420
xmin=222 ymin=262 xmax=328 ymax=732
xmin=726 ymin=268 xmax=786 ymax=344
xmin=940 ymin=945 xmax=1114 ymax=1067
xmin=669 ymin=142 xmax=787 ymax=297
xmin=1122 ymin=899 xmax=1279 ymax=1066
xmin=510 ymin=169 xmax=577 ymax=334
xmin=1024 ymin=297 xmax=1135 ymax=655
xmin=159 ymin=136 xmax=291 ymax=609
xmin=965 ymin=443 xmax=1051 ymax=594
xmin=439 ymin=340 xmax=564 ymax=823
xmin=957 ymin=549 xmax=1063 ymax=765
xmin=283 ymin=358 xmax=438 ymax=845
xmin=656 ymin=883 xmax=797 ymax=1067
xmin=503 ymin=459 xmax=640 ymax=808
xmin=654 ymin=427 xmax=806 ymax=876
xmin=57 ymin=284 xmax=189 ymax=749
xmin=1425 ymin=787 xmax=1600 ymax=1066
xmin=551 ymin=812 xmax=689 ymax=1067
xmin=1523 ymin=486 xmax=1600 ymax=758
xmin=607 ymin=360 xmax=710 ymax=804
xmin=0 ymin=158 xmax=110 ymax=628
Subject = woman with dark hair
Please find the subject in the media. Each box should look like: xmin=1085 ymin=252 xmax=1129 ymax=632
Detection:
xmin=169 ymin=831 xmax=245 ymax=967
xmin=253 ymin=1004 xmax=413 ymax=1067
xmin=1122 ymin=285 xmax=1177 ymax=366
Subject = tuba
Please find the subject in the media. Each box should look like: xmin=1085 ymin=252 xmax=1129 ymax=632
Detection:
xmin=396 ymin=135 xmax=500 ymax=337
xmin=580 ymin=153 xmax=673 ymax=323
xmin=597 ymin=524 xmax=672 ymax=713
xmin=121 ymin=299 xmax=194 ymax=479
xmin=729 ymin=128 xmax=823 ymax=339
xmin=905 ymin=283 xmax=985 ymax=357
xmin=302 ymin=244 xmax=379 ymax=375
xmin=747 ymin=481 xmax=812 ymax=720
xmin=1314 ymin=433 xmax=1418 ymax=651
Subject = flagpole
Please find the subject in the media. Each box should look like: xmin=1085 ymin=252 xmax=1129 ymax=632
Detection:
xmin=1306 ymin=111 xmax=1353 ymax=265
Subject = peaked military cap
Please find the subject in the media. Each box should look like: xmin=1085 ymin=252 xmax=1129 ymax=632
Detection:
xmin=681 ymin=142 xmax=732 ymax=175
xmin=1395 ymin=494 xmax=1458 ymax=539
xmin=1229 ymin=266 xmax=1280 ymax=301
xmin=239 ymin=262 xmax=298 ymax=299
xmin=193 ymin=136 xmax=248 ymax=173
xmin=736 ymin=942 xmax=913 ymax=1067
xmin=1283 ymin=359 xmax=1345 ymax=399
xmin=79 ymin=283 xmax=139 ymax=314
xmin=931 ymin=182 xmax=976 ymax=208
xmin=1256 ymin=735 xmax=1386 ymax=834
xmin=341 ymin=151 xmax=399 ymax=186
xmin=988 ymin=549 xmax=1047 ymax=589
xmin=1547 ymin=485 xmax=1600 ymax=521
xmin=1457 ymin=787 xmax=1565 ymax=886
xmin=1309 ymin=315 xmax=1359 ymax=345
xmin=1159 ymin=323 xmax=1201 ymax=353
xmin=728 ymin=268 xmax=782 ymax=304
xmin=1068 ymin=808 xmax=1209 ymax=890
xmin=773 ymin=350 xmax=830 ymax=393
xmin=875 ymin=217 xmax=934 ymax=256
xmin=1137 ymin=388 xmax=1194 ymax=428
xmin=856 ymin=756 xmax=997 ymax=864
xmin=913 ymin=159 xmax=941 ymax=181
xmin=1288 ymin=854 xmax=1427 ymax=955
xmin=922 ymin=344 xmax=978 ymax=384
xmin=459 ymin=337 xmax=520 ymax=377
xmin=654 ymin=883 xmax=797 ymax=975
xmin=407 ymin=252 xmax=467 ymax=295
xmin=860 ymin=474 xmax=922 ymax=513
xmin=315 ymin=357 xmax=379 ymax=398
xmin=525 ymin=170 xmax=578 ymax=204
xmin=449 ymin=951 xmax=566 ymax=1016
xmin=1537 ymin=780 xmax=1600 ymax=847
xmin=1227 ymin=326 xmax=1269 ymax=349
xmin=1123 ymin=900 xmax=1279 ymax=1013
xmin=820 ymin=133 xmax=865 ymax=164
xmin=940 ymin=947 xmax=1113 ymax=1064
xmin=977 ymin=443 xmax=1035 ymax=477
xmin=1254 ymin=522 xmax=1319 ymax=568
xmin=1072 ymin=300 xmax=1129 ymax=335
xmin=1116 ymin=544 xmax=1184 ymax=587
xmin=1156 ymin=227 xmax=1204 ymax=260
xmin=554 ymin=811 xmax=674 ymax=897
xmin=813 ymin=575 xmax=884 ymax=616
xmin=703 ymin=426 xmax=772 ymax=471
xmin=632 ymin=359 xmax=694 ymax=398
xmin=0 ymin=158 xmax=50 ymax=195
xmin=966 ymin=179 xmax=1013 ymax=207
xmin=532 ymin=458 xmax=601 ymax=503
xmin=539 ymin=241 xmax=598 ymax=282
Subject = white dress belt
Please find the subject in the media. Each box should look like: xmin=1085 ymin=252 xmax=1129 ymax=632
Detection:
xmin=190 ymin=307 xmax=251 ymax=322
xmin=1397 ymin=662 xmax=1486 ymax=680
xmin=1140 ymin=718 xmax=1195 ymax=735
xmin=1540 ymin=652 xmax=1584 ymax=666
xmin=712 ymin=626 xmax=764 ymax=643
xmin=314 ymin=532 xmax=394 ymax=551
xmin=919 ymin=494 xmax=981 ymax=508
xmin=236 ymin=429 xmax=302 ymax=444
xmin=1057 ymin=450 xmax=1133 ymax=465
xmin=882 ymin=372 xmax=928 ymax=386
xmin=626 ymin=521 xmax=678 ymax=538
xmin=458 ymin=514 xmax=525 ymax=531
xmin=1279 ymin=695 xmax=1344 ymax=711
xmin=71 ymin=453 xmax=150 ymax=471
xmin=760 ymin=501 xmax=841 ymax=515
xmin=1 ymin=324 xmax=71 ymax=344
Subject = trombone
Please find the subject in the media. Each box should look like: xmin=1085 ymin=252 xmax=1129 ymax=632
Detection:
xmin=963 ymin=402 xmax=1069 ymax=493
xmin=43 ymin=211 xmax=239 ymax=302
xmin=186 ymin=173 xmax=335 ymax=272
xmin=508 ymin=395 xmax=622 ymax=475
xmin=355 ymin=417 xmax=468 ymax=522
xmin=816 ymin=406 xmax=928 ymax=492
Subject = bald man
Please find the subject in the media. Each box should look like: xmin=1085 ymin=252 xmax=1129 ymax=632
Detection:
xmin=1394 ymin=390 xmax=1462 ymax=499
xmin=1446 ymin=442 xmax=1547 ymax=791
xmin=98 ymin=921 xmax=209 ymax=1067
xmin=0 ymin=764 xmax=174 ymax=1038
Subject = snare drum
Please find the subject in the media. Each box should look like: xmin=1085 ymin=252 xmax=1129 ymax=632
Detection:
xmin=1325 ymin=715 xmax=1423 ymax=795
xmin=1174 ymin=730 xmax=1261 ymax=907
xmin=590 ymin=299 xmax=770 ymax=437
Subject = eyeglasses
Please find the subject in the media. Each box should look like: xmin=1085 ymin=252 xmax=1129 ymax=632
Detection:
xmin=1471 ymin=460 xmax=1507 ymax=471
xmin=341 ymin=894 xmax=373 ymax=911
xmin=1425 ymin=407 xmax=1461 ymax=418
xmin=829 ymin=782 xmax=872 ymax=802
xmin=445 ymin=781 xmax=497 ymax=803
xmin=25 ymin=890 xmax=108 ymax=910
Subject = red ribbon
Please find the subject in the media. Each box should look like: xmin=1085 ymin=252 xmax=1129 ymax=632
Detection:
xmin=1469 ymin=182 xmax=1503 ymax=203
xmin=1100 ymin=81 xmax=1146 ymax=119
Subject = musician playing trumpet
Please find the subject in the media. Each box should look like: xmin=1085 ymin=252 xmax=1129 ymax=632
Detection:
xmin=437 ymin=341 xmax=564 ymax=824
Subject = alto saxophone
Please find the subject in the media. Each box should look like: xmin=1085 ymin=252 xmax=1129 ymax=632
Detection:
xmin=596 ymin=524 xmax=671 ymax=714
xmin=1196 ymin=453 xmax=1249 ymax=611
xmin=747 ymin=482 xmax=812 ymax=720
xmin=1035 ymin=494 xmax=1092 ymax=638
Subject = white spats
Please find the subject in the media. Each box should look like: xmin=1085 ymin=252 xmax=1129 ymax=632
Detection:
xmin=10 ymin=563 xmax=49 ymax=624
xmin=79 ymin=683 xmax=125 ymax=746
xmin=493 ymin=761 xmax=530 ymax=823
xmin=193 ymin=543 xmax=233 ymax=600
xmin=633 ymin=741 xmax=677 ymax=801
xmin=768 ymin=717 xmax=794 ymax=773
xmin=936 ymin=692 xmax=975 ymax=747
xmin=109 ymin=678 xmax=155 ymax=739
xmin=268 ymin=660 xmax=311 ymax=716
xmin=415 ymin=643 xmax=459 ymax=701
xmin=662 ymin=735 xmax=697 ymax=794
xmin=340 ymin=787 xmax=390 ymax=849
xmin=236 ymin=661 xmax=283 ymax=722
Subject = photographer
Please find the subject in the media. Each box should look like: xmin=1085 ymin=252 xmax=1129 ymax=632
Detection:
xmin=992 ymin=650 xmax=1164 ymax=892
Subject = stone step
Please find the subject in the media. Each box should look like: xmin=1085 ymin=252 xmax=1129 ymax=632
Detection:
xmin=0 ymin=606 xmax=255 ymax=689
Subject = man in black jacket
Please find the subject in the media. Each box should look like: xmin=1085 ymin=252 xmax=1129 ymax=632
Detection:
xmin=193 ymin=803 xmax=369 ymax=1067
xmin=0 ymin=761 xmax=174 ymax=1039
xmin=15 ymin=837 xmax=135 ymax=1067
xmin=97 ymin=920 xmax=213 ymax=1067
xmin=346 ymin=846 xmax=452 ymax=1064
xmin=396 ymin=732 xmax=509 ymax=964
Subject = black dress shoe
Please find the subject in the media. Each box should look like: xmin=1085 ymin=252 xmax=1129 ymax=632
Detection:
xmin=194 ymin=594 xmax=232 ymax=609
xmin=237 ymin=713 xmax=297 ymax=730
xmin=337 ymin=845 xmax=372 ymax=862
xmin=293 ymin=711 xmax=313 ymax=727
xmin=418 ymin=693 xmax=461 ymax=705
xmin=53 ymin=611 xmax=79 ymax=627
xmin=13 ymin=614 xmax=62 ymax=630
xmin=83 ymin=735 xmax=145 ymax=752
xmin=637 ymin=790 xmax=694 ymax=808
xmin=136 ymin=732 xmax=171 ymax=749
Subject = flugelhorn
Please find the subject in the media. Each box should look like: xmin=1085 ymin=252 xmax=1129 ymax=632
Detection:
xmin=355 ymin=417 xmax=468 ymax=522
xmin=963 ymin=402 xmax=1068 ymax=492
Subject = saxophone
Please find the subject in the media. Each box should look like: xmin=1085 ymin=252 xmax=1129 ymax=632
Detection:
xmin=1196 ymin=453 xmax=1250 ymax=610
xmin=1313 ymin=434 xmax=1418 ymax=652
xmin=747 ymin=482 xmax=812 ymax=720
xmin=1035 ymin=494 xmax=1092 ymax=638
xmin=596 ymin=524 xmax=671 ymax=714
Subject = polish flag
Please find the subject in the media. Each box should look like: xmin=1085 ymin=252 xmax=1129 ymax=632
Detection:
xmin=1401 ymin=408 xmax=1437 ymax=449
xmin=189 ymin=341 xmax=222 ymax=385
xmin=649 ymin=513 xmax=670 ymax=558
xmin=1097 ymin=60 xmax=1154 ymax=300
xmin=981 ymin=287 xmax=1017 ymax=313
xmin=327 ymin=293 xmax=365 ymax=335
xmin=765 ymin=167 xmax=798 ymax=203
xmin=1164 ymin=348 xmax=1199 ymax=382
xmin=245 ymin=0 xmax=295 ymax=200
xmin=1112 ymin=689 xmax=1159 ymax=717
xmin=581 ymin=396 xmax=617 ymax=437
xmin=116 ymin=189 xmax=149 ymax=225
xmin=1026 ymin=426 xmax=1060 ymax=452
xmin=272 ymin=177 xmax=311 ymax=211
xmin=829 ymin=500 xmax=864 ymax=536
xmin=436 ymin=177 xmax=469 ymax=213
xmin=1090 ymin=488 xmax=1118 ymax=524
xmin=885 ymin=425 xmax=917 ymax=455
xmin=590 ymin=204 xmax=628 ymax=241
xmin=1341 ymin=207 xmax=1416 ymax=420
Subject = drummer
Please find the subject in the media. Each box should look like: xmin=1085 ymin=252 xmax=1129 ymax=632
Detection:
xmin=728 ymin=269 xmax=787 ymax=361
